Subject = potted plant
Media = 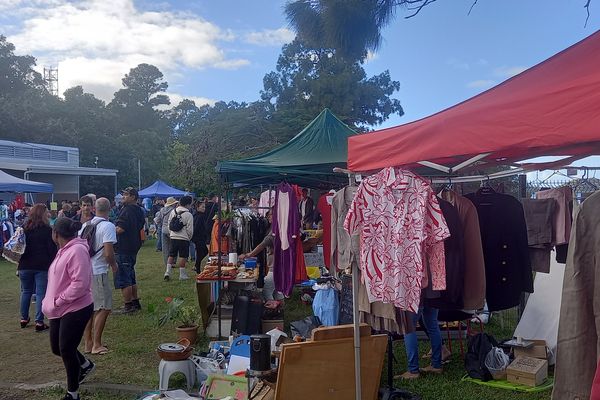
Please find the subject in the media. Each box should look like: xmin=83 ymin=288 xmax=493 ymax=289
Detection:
xmin=158 ymin=297 xmax=201 ymax=344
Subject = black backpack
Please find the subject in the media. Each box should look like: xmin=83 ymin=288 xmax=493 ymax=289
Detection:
xmin=80 ymin=218 xmax=109 ymax=257
xmin=464 ymin=333 xmax=499 ymax=381
xmin=169 ymin=210 xmax=187 ymax=232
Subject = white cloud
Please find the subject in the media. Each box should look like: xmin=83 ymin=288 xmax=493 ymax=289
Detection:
xmin=467 ymin=79 xmax=495 ymax=89
xmin=365 ymin=50 xmax=378 ymax=63
xmin=447 ymin=58 xmax=470 ymax=70
xmin=6 ymin=0 xmax=251 ymax=102
xmin=244 ymin=28 xmax=295 ymax=46
xmin=494 ymin=65 xmax=527 ymax=78
xmin=165 ymin=92 xmax=215 ymax=108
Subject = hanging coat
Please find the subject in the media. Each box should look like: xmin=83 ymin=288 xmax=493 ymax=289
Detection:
xmin=272 ymin=182 xmax=300 ymax=296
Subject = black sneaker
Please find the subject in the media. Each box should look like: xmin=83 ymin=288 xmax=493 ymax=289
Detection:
xmin=132 ymin=299 xmax=141 ymax=311
xmin=62 ymin=392 xmax=79 ymax=400
xmin=79 ymin=359 xmax=96 ymax=384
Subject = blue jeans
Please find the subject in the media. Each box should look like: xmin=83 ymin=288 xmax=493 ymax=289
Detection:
xmin=114 ymin=254 xmax=137 ymax=289
xmin=19 ymin=270 xmax=48 ymax=323
xmin=189 ymin=241 xmax=196 ymax=261
xmin=404 ymin=307 xmax=442 ymax=373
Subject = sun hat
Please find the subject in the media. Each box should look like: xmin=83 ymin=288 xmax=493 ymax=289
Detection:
xmin=164 ymin=197 xmax=179 ymax=207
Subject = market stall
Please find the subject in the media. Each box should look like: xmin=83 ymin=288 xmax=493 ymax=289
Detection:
xmin=138 ymin=180 xmax=187 ymax=198
xmin=345 ymin=30 xmax=600 ymax=400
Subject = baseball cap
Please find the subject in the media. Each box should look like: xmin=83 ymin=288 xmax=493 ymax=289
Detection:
xmin=121 ymin=186 xmax=138 ymax=198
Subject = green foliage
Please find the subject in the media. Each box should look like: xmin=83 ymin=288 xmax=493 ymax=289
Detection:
xmin=157 ymin=297 xmax=200 ymax=328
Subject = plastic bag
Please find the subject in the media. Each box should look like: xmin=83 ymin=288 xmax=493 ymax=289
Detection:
xmin=190 ymin=355 xmax=222 ymax=385
xmin=484 ymin=347 xmax=510 ymax=380
xmin=3 ymin=227 xmax=25 ymax=264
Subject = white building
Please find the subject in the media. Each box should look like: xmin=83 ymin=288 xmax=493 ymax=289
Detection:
xmin=0 ymin=139 xmax=117 ymax=202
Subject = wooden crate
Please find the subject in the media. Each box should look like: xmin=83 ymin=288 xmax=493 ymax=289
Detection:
xmin=506 ymin=356 xmax=548 ymax=387
xmin=513 ymin=339 xmax=548 ymax=360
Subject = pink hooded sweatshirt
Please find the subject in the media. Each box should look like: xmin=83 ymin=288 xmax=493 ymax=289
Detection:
xmin=42 ymin=237 xmax=93 ymax=319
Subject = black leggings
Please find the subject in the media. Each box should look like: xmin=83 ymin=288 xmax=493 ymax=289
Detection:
xmin=49 ymin=304 xmax=93 ymax=392
xmin=194 ymin=241 xmax=209 ymax=272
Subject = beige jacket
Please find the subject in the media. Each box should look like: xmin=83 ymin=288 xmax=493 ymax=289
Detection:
xmin=331 ymin=186 xmax=360 ymax=271
xmin=552 ymin=191 xmax=600 ymax=400
xmin=167 ymin=206 xmax=193 ymax=241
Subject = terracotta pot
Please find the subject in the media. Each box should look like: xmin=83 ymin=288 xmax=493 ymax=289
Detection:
xmin=176 ymin=325 xmax=199 ymax=344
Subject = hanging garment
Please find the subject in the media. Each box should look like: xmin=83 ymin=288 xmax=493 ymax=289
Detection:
xmin=536 ymin=186 xmax=573 ymax=245
xmin=344 ymin=168 xmax=449 ymax=313
xmin=294 ymin=236 xmax=307 ymax=283
xmin=439 ymin=190 xmax=486 ymax=310
xmin=358 ymin=278 xmax=402 ymax=333
xmin=317 ymin=193 xmax=334 ymax=271
xmin=553 ymin=191 xmax=600 ymax=400
xmin=209 ymin=220 xmax=229 ymax=255
xmin=522 ymin=198 xmax=556 ymax=273
xmin=312 ymin=286 xmax=339 ymax=326
xmin=331 ymin=186 xmax=360 ymax=272
xmin=465 ymin=190 xmax=533 ymax=312
xmin=272 ymin=182 xmax=300 ymax=297
xmin=425 ymin=198 xmax=465 ymax=310
xmin=258 ymin=190 xmax=276 ymax=217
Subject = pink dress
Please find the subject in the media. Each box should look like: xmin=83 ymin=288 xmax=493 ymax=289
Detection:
xmin=344 ymin=168 xmax=450 ymax=312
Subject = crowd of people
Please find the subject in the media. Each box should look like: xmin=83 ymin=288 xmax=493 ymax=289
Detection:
xmin=11 ymin=187 xmax=206 ymax=400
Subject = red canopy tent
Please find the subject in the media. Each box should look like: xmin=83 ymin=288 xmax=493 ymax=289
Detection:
xmin=348 ymin=30 xmax=600 ymax=173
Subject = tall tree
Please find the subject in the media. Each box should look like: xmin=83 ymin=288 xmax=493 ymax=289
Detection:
xmin=261 ymin=39 xmax=403 ymax=131
xmin=111 ymin=63 xmax=170 ymax=109
xmin=0 ymin=35 xmax=46 ymax=94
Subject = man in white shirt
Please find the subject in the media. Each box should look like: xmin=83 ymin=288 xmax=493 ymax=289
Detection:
xmin=81 ymin=197 xmax=117 ymax=355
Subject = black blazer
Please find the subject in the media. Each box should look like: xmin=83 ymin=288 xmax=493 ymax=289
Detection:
xmin=465 ymin=190 xmax=533 ymax=312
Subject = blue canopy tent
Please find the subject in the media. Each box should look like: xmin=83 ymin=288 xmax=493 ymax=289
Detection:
xmin=0 ymin=170 xmax=53 ymax=193
xmin=138 ymin=180 xmax=186 ymax=198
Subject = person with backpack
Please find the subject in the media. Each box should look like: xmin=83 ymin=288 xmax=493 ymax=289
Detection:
xmin=164 ymin=195 xmax=194 ymax=281
xmin=79 ymin=197 xmax=117 ymax=355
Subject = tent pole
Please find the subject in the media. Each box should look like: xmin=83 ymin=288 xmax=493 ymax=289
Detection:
xmin=352 ymin=261 xmax=362 ymax=400
xmin=217 ymin=178 xmax=223 ymax=340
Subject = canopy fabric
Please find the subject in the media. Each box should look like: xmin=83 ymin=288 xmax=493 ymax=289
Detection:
xmin=348 ymin=30 xmax=600 ymax=172
xmin=0 ymin=170 xmax=53 ymax=193
xmin=217 ymin=108 xmax=358 ymax=188
xmin=138 ymin=180 xmax=186 ymax=198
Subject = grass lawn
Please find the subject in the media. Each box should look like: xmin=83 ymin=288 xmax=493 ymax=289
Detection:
xmin=0 ymin=239 xmax=553 ymax=399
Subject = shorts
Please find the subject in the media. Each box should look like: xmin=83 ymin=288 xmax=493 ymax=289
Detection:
xmin=114 ymin=254 xmax=137 ymax=289
xmin=92 ymin=273 xmax=113 ymax=311
xmin=169 ymin=239 xmax=190 ymax=259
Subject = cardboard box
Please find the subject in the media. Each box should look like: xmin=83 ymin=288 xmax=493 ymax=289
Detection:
xmin=513 ymin=339 xmax=548 ymax=360
xmin=506 ymin=356 xmax=548 ymax=387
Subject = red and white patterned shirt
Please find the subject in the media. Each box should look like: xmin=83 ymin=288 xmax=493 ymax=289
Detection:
xmin=344 ymin=168 xmax=450 ymax=312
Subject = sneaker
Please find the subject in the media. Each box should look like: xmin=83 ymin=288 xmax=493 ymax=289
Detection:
xmin=20 ymin=318 xmax=30 ymax=328
xmin=471 ymin=312 xmax=490 ymax=324
xmin=113 ymin=303 xmax=136 ymax=315
xmin=164 ymin=273 xmax=170 ymax=281
xmin=179 ymin=270 xmax=189 ymax=280
xmin=132 ymin=299 xmax=142 ymax=311
xmin=62 ymin=393 xmax=79 ymax=400
xmin=79 ymin=359 xmax=96 ymax=384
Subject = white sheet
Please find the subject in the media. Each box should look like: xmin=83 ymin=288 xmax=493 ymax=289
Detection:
xmin=513 ymin=253 xmax=565 ymax=365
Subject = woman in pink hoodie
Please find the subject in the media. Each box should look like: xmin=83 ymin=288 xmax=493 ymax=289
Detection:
xmin=42 ymin=217 xmax=94 ymax=400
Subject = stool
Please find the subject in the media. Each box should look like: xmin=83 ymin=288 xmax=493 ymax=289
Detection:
xmin=158 ymin=359 xmax=196 ymax=391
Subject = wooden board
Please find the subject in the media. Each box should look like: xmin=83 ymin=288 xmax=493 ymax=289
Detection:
xmin=311 ymin=323 xmax=371 ymax=341
xmin=274 ymin=335 xmax=387 ymax=400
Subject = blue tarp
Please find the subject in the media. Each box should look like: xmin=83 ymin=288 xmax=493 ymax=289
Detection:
xmin=0 ymin=170 xmax=53 ymax=193
xmin=138 ymin=180 xmax=186 ymax=198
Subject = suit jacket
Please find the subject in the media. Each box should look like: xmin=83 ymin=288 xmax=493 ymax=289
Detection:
xmin=465 ymin=190 xmax=533 ymax=312
xmin=553 ymin=191 xmax=600 ymax=400
xmin=440 ymin=190 xmax=486 ymax=310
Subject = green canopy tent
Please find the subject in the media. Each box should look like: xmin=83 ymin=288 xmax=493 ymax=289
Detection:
xmin=216 ymin=108 xmax=358 ymax=189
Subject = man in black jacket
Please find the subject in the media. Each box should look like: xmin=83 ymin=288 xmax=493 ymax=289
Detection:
xmin=114 ymin=187 xmax=145 ymax=314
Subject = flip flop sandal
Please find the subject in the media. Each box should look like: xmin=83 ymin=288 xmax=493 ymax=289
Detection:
xmin=92 ymin=347 xmax=110 ymax=355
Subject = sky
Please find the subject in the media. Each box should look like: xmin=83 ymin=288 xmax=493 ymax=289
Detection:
xmin=2 ymin=0 xmax=600 ymax=175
